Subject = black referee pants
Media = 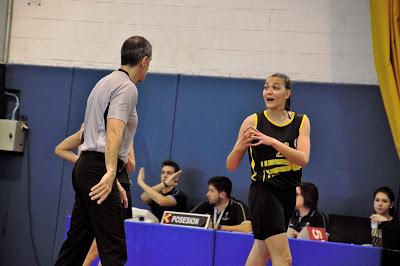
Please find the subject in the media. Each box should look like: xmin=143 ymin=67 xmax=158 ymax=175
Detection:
xmin=54 ymin=151 xmax=127 ymax=266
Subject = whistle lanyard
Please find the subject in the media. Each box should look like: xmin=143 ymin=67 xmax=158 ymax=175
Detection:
xmin=213 ymin=208 xmax=225 ymax=228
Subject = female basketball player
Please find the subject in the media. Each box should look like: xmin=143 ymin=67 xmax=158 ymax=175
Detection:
xmin=227 ymin=73 xmax=311 ymax=266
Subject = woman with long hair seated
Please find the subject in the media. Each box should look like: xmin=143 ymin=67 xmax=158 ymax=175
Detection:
xmin=287 ymin=182 xmax=328 ymax=238
xmin=370 ymin=186 xmax=400 ymax=251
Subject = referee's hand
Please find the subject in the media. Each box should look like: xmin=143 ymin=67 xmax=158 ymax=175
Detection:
xmin=89 ymin=171 xmax=115 ymax=204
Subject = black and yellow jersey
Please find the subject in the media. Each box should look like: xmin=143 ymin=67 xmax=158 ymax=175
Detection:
xmin=248 ymin=111 xmax=308 ymax=188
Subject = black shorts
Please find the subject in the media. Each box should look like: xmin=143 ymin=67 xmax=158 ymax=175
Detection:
xmin=248 ymin=181 xmax=296 ymax=240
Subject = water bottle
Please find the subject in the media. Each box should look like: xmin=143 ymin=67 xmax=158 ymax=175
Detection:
xmin=371 ymin=221 xmax=378 ymax=230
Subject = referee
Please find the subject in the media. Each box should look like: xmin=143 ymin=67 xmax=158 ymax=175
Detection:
xmin=55 ymin=36 xmax=152 ymax=266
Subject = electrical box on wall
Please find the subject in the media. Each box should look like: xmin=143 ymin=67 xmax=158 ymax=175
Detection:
xmin=0 ymin=119 xmax=28 ymax=152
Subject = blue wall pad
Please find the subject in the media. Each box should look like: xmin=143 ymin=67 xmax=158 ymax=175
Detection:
xmin=66 ymin=216 xmax=381 ymax=266
xmin=214 ymin=230 xmax=381 ymax=266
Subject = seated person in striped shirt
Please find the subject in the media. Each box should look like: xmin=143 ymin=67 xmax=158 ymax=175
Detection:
xmin=191 ymin=176 xmax=252 ymax=233
xmin=287 ymin=182 xmax=328 ymax=238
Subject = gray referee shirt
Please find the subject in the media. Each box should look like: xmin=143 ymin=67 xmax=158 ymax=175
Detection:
xmin=80 ymin=70 xmax=138 ymax=163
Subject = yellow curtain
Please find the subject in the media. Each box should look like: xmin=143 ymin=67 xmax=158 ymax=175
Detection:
xmin=370 ymin=0 xmax=400 ymax=159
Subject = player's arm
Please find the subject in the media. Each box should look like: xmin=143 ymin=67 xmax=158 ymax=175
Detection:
xmin=140 ymin=182 xmax=166 ymax=204
xmin=226 ymin=114 xmax=256 ymax=172
xmin=54 ymin=128 xmax=83 ymax=164
xmin=116 ymin=179 xmax=128 ymax=208
xmin=126 ymin=142 xmax=135 ymax=173
xmin=140 ymin=184 xmax=177 ymax=207
xmin=138 ymin=168 xmax=178 ymax=206
xmin=219 ymin=201 xmax=252 ymax=233
xmin=271 ymin=115 xmax=310 ymax=166
xmin=140 ymin=169 xmax=182 ymax=204
xmin=220 ymin=221 xmax=252 ymax=233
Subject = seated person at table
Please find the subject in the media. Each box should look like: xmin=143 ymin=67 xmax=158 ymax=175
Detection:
xmin=287 ymin=182 xmax=328 ymax=238
xmin=370 ymin=186 xmax=400 ymax=251
xmin=191 ymin=176 xmax=252 ymax=233
xmin=138 ymin=160 xmax=187 ymax=221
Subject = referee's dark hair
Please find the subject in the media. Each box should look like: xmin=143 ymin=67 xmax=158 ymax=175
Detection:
xmin=161 ymin=160 xmax=180 ymax=173
xmin=208 ymin=176 xmax=232 ymax=198
xmin=300 ymin=182 xmax=319 ymax=211
xmin=121 ymin=36 xmax=152 ymax=66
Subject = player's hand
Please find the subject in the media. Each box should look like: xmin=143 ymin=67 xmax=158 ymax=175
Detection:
xmin=165 ymin=170 xmax=182 ymax=187
xmin=370 ymin=214 xmax=389 ymax=223
xmin=117 ymin=181 xmax=128 ymax=208
xmin=89 ymin=171 xmax=115 ymax=204
xmin=251 ymin=128 xmax=277 ymax=146
xmin=236 ymin=127 xmax=257 ymax=151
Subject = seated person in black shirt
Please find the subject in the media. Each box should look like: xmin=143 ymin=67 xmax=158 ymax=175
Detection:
xmin=370 ymin=186 xmax=400 ymax=251
xmin=138 ymin=160 xmax=187 ymax=221
xmin=287 ymin=182 xmax=328 ymax=238
xmin=190 ymin=176 xmax=251 ymax=233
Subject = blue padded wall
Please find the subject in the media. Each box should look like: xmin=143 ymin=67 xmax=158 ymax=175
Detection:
xmin=65 ymin=216 xmax=381 ymax=266
xmin=214 ymin=230 xmax=381 ymax=266
xmin=0 ymin=65 xmax=73 ymax=266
